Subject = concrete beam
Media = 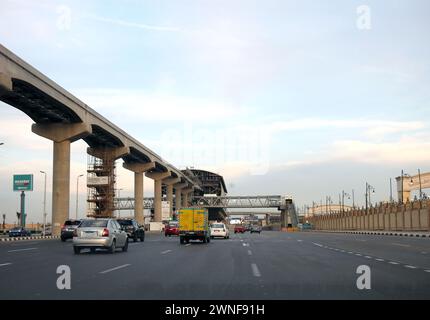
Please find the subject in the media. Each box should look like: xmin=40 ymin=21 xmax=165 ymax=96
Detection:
xmin=87 ymin=146 xmax=130 ymax=160
xmin=0 ymin=72 xmax=12 ymax=96
xmin=163 ymin=177 xmax=181 ymax=186
xmin=32 ymin=123 xmax=92 ymax=143
xmin=145 ymin=171 xmax=171 ymax=181
xmin=182 ymin=187 xmax=194 ymax=208
xmin=122 ymin=162 xmax=156 ymax=225
xmin=123 ymin=162 xmax=156 ymax=173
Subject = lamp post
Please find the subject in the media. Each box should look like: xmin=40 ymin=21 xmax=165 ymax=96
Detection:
xmin=117 ymin=188 xmax=123 ymax=218
xmin=342 ymin=191 xmax=351 ymax=212
xmin=365 ymin=182 xmax=375 ymax=213
xmin=75 ymin=174 xmax=84 ymax=220
xmin=40 ymin=171 xmax=47 ymax=237
xmin=418 ymin=169 xmax=423 ymax=200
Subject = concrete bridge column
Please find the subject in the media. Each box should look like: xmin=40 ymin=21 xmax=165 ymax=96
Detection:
xmin=31 ymin=123 xmax=91 ymax=236
xmin=174 ymin=183 xmax=187 ymax=212
xmin=123 ymin=162 xmax=155 ymax=225
xmin=182 ymin=187 xmax=193 ymax=208
xmin=146 ymin=172 xmax=171 ymax=222
xmin=162 ymin=178 xmax=180 ymax=218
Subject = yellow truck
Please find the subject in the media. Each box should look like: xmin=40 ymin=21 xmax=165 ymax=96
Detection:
xmin=178 ymin=208 xmax=211 ymax=244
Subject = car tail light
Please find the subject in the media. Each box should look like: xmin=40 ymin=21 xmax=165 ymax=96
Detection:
xmin=102 ymin=228 xmax=109 ymax=237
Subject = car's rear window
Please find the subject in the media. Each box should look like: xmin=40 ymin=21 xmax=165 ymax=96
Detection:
xmin=117 ymin=220 xmax=133 ymax=225
xmin=65 ymin=220 xmax=81 ymax=226
xmin=212 ymin=224 xmax=224 ymax=228
xmin=79 ymin=220 xmax=107 ymax=228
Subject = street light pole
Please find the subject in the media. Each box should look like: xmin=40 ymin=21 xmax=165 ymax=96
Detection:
xmin=75 ymin=174 xmax=84 ymax=220
xmin=418 ymin=169 xmax=422 ymax=200
xmin=117 ymin=188 xmax=123 ymax=218
xmin=40 ymin=171 xmax=47 ymax=237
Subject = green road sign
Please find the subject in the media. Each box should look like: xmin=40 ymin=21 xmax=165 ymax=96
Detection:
xmin=13 ymin=174 xmax=33 ymax=191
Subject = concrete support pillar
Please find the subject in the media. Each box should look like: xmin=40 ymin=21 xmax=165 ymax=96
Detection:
xmin=166 ymin=185 xmax=173 ymax=216
xmin=182 ymin=187 xmax=193 ymax=208
xmin=163 ymin=177 xmax=180 ymax=218
xmin=52 ymin=140 xmax=71 ymax=236
xmin=134 ymin=172 xmax=144 ymax=224
xmin=146 ymin=171 xmax=171 ymax=222
xmin=123 ymin=162 xmax=155 ymax=225
xmin=31 ymin=123 xmax=91 ymax=236
xmin=173 ymin=183 xmax=187 ymax=211
xmin=154 ymin=179 xmax=163 ymax=222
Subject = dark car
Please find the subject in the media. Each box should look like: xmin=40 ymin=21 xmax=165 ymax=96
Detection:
xmin=8 ymin=227 xmax=31 ymax=237
xmin=117 ymin=219 xmax=145 ymax=242
xmin=61 ymin=220 xmax=82 ymax=242
xmin=250 ymin=225 xmax=262 ymax=234
xmin=165 ymin=221 xmax=179 ymax=237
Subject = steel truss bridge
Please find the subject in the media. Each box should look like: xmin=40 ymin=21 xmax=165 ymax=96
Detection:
xmin=114 ymin=195 xmax=283 ymax=210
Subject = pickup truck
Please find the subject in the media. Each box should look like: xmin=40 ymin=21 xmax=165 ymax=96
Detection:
xmin=178 ymin=208 xmax=211 ymax=244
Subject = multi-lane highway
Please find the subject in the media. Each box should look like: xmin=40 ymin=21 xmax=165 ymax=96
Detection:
xmin=0 ymin=231 xmax=429 ymax=300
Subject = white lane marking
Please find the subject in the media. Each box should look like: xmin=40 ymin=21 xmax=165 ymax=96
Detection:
xmin=0 ymin=263 xmax=12 ymax=267
xmin=364 ymin=256 xmax=372 ymax=259
xmin=247 ymin=250 xmax=252 ymax=256
xmin=161 ymin=250 xmax=172 ymax=254
xmin=389 ymin=261 xmax=399 ymax=265
xmin=240 ymin=240 xmax=243 ymax=242
xmin=185 ymin=244 xmax=191 ymax=247
xmin=297 ymin=240 xmax=303 ymax=242
xmin=242 ymin=243 xmax=249 ymax=247
xmin=99 ymin=264 xmax=131 ymax=274
xmin=355 ymin=253 xmax=362 ymax=256
xmin=313 ymin=243 xmax=323 ymax=247
xmin=348 ymin=252 xmax=353 ymax=254
xmin=340 ymin=250 xmax=346 ymax=253
xmin=375 ymin=258 xmax=385 ymax=262
xmin=7 ymin=247 xmax=38 ymax=253
xmin=424 ymin=270 xmax=430 ymax=273
xmin=251 ymin=263 xmax=261 ymax=277
xmin=392 ymin=243 xmax=411 ymax=248
xmin=405 ymin=265 xmax=417 ymax=269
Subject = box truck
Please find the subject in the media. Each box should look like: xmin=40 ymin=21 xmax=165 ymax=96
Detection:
xmin=178 ymin=208 xmax=211 ymax=244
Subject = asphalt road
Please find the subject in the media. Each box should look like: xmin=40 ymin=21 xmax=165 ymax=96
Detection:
xmin=0 ymin=231 xmax=429 ymax=300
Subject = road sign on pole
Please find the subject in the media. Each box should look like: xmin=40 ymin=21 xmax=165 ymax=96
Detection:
xmin=13 ymin=174 xmax=33 ymax=191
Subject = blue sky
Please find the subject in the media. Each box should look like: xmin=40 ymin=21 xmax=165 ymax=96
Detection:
xmin=1 ymin=0 xmax=430 ymax=223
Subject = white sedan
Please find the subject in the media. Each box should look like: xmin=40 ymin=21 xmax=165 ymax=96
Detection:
xmin=210 ymin=223 xmax=230 ymax=239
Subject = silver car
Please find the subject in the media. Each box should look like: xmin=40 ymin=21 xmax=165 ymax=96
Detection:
xmin=73 ymin=219 xmax=128 ymax=254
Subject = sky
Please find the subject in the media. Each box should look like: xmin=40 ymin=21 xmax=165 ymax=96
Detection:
xmin=1 ymin=0 xmax=430 ymax=224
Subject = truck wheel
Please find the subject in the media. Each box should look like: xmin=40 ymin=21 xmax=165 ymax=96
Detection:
xmin=203 ymin=237 xmax=207 ymax=243
xmin=207 ymin=237 xmax=210 ymax=243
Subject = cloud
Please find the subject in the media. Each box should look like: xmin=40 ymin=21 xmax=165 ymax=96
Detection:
xmin=74 ymin=88 xmax=246 ymax=123
xmin=87 ymin=15 xmax=181 ymax=32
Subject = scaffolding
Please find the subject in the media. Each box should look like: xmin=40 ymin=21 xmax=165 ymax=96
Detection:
xmin=87 ymin=152 xmax=117 ymax=218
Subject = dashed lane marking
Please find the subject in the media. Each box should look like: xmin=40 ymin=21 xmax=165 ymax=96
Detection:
xmin=251 ymin=263 xmax=261 ymax=277
xmin=99 ymin=264 xmax=131 ymax=274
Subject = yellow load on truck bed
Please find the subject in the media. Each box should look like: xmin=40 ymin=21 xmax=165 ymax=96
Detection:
xmin=178 ymin=208 xmax=210 ymax=244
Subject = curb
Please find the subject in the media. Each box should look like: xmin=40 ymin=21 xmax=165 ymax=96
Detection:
xmin=0 ymin=236 xmax=60 ymax=242
xmin=311 ymin=230 xmax=430 ymax=238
